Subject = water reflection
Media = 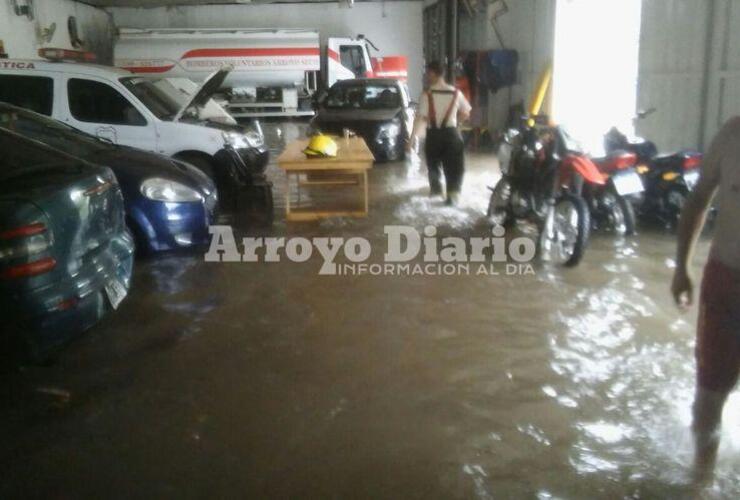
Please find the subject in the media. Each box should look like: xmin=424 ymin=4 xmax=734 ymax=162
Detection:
xmin=547 ymin=243 xmax=738 ymax=494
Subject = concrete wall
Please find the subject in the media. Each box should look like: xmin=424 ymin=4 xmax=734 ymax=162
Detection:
xmin=638 ymin=0 xmax=740 ymax=152
xmin=456 ymin=0 xmax=740 ymax=150
xmin=637 ymin=0 xmax=711 ymax=152
xmin=107 ymin=1 xmax=425 ymax=98
xmin=0 ymin=0 xmax=113 ymax=63
xmin=458 ymin=0 xmax=556 ymax=132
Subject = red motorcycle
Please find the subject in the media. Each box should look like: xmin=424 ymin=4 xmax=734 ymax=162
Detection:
xmin=585 ymin=150 xmax=644 ymax=235
xmin=488 ymin=120 xmax=605 ymax=267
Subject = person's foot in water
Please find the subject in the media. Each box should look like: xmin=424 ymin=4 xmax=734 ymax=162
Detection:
xmin=446 ymin=191 xmax=460 ymax=206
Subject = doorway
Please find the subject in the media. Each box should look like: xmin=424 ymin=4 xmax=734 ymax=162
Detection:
xmin=552 ymin=0 xmax=643 ymax=154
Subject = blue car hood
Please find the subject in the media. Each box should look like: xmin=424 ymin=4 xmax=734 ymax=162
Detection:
xmin=88 ymin=146 xmax=215 ymax=199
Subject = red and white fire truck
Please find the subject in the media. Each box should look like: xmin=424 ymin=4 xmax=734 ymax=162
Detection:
xmin=115 ymin=28 xmax=405 ymax=117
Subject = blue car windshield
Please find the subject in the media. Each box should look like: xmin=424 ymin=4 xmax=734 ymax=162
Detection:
xmin=0 ymin=131 xmax=89 ymax=185
xmin=0 ymin=131 xmax=73 ymax=171
xmin=326 ymin=83 xmax=400 ymax=110
xmin=0 ymin=108 xmax=112 ymax=158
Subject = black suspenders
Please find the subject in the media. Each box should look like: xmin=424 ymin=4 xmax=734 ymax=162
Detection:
xmin=426 ymin=89 xmax=459 ymax=129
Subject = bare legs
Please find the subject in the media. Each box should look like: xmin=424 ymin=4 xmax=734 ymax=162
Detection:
xmin=691 ymin=386 xmax=729 ymax=485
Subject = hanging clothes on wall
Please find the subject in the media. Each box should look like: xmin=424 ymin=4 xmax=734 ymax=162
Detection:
xmin=481 ymin=49 xmax=519 ymax=94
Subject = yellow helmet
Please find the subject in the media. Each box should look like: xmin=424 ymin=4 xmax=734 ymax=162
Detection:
xmin=304 ymin=134 xmax=338 ymax=158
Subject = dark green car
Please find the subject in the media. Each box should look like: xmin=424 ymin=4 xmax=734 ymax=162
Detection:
xmin=0 ymin=128 xmax=134 ymax=361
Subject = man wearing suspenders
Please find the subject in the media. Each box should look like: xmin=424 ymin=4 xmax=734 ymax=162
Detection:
xmin=408 ymin=61 xmax=472 ymax=206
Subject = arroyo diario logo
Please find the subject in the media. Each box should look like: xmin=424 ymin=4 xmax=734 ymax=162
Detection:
xmin=205 ymin=225 xmax=537 ymax=276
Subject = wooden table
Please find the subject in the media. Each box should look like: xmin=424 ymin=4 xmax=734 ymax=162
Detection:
xmin=277 ymin=136 xmax=374 ymax=221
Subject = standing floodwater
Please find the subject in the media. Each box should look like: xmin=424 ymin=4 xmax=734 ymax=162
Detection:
xmin=0 ymin=123 xmax=736 ymax=499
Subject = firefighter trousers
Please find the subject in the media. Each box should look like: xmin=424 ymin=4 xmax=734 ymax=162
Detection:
xmin=424 ymin=127 xmax=465 ymax=195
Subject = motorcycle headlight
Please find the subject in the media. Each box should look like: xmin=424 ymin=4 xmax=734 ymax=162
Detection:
xmin=503 ymin=128 xmax=520 ymax=145
xmin=141 ymin=178 xmax=202 ymax=202
xmin=378 ymin=121 xmax=401 ymax=141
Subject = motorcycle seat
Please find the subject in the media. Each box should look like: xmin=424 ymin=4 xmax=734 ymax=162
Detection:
xmin=654 ymin=153 xmax=679 ymax=160
xmin=593 ymin=151 xmax=638 ymax=172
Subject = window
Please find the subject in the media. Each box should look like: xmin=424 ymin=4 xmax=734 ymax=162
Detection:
xmin=0 ymin=132 xmax=68 ymax=173
xmin=120 ymin=77 xmax=236 ymax=124
xmin=339 ymin=46 xmax=366 ymax=77
xmin=120 ymin=77 xmax=181 ymax=121
xmin=68 ymin=78 xmax=146 ymax=126
xmin=0 ymin=75 xmax=54 ymax=115
xmin=0 ymin=108 xmax=110 ymax=158
xmin=326 ymin=84 xmax=400 ymax=110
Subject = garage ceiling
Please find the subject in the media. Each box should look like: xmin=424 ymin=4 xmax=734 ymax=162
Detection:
xmin=84 ymin=0 xmax=401 ymax=6
xmin=83 ymin=0 xmax=283 ymax=5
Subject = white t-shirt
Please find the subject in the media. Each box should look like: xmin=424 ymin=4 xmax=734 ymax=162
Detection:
xmin=417 ymin=82 xmax=472 ymax=129
xmin=704 ymin=117 xmax=740 ymax=269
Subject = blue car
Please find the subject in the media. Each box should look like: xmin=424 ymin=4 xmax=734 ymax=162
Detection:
xmin=0 ymin=128 xmax=134 ymax=361
xmin=0 ymin=103 xmax=217 ymax=253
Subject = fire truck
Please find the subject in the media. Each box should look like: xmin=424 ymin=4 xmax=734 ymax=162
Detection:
xmin=115 ymin=28 xmax=389 ymax=117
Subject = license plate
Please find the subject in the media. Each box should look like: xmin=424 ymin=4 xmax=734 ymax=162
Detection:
xmin=612 ymin=171 xmax=644 ymax=196
xmin=684 ymin=170 xmax=700 ymax=190
xmin=104 ymin=277 xmax=128 ymax=310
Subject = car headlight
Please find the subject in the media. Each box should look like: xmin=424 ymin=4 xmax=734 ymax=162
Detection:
xmin=248 ymin=120 xmax=265 ymax=147
xmin=141 ymin=178 xmax=203 ymax=202
xmin=245 ymin=130 xmax=264 ymax=148
xmin=378 ymin=121 xmax=401 ymax=141
xmin=222 ymin=130 xmax=265 ymax=149
xmin=223 ymin=118 xmax=266 ymax=149
xmin=222 ymin=131 xmax=249 ymax=149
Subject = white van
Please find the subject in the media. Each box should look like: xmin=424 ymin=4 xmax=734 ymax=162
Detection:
xmin=0 ymin=53 xmax=269 ymax=180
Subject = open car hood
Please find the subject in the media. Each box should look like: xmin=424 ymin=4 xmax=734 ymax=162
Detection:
xmin=172 ymin=66 xmax=231 ymax=123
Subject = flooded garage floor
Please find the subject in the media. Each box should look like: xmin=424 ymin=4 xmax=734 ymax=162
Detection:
xmin=1 ymin=122 xmax=738 ymax=499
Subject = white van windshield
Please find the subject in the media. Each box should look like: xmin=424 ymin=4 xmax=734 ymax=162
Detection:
xmin=120 ymin=77 xmax=236 ymax=124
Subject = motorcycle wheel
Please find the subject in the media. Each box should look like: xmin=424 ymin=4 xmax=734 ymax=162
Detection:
xmin=601 ymin=187 xmax=637 ymax=236
xmin=487 ymin=177 xmax=512 ymax=227
xmin=539 ymin=193 xmax=590 ymax=267
xmin=664 ymin=185 xmax=689 ymax=226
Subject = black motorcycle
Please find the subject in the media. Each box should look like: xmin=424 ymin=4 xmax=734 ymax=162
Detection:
xmin=604 ymin=109 xmax=702 ymax=226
